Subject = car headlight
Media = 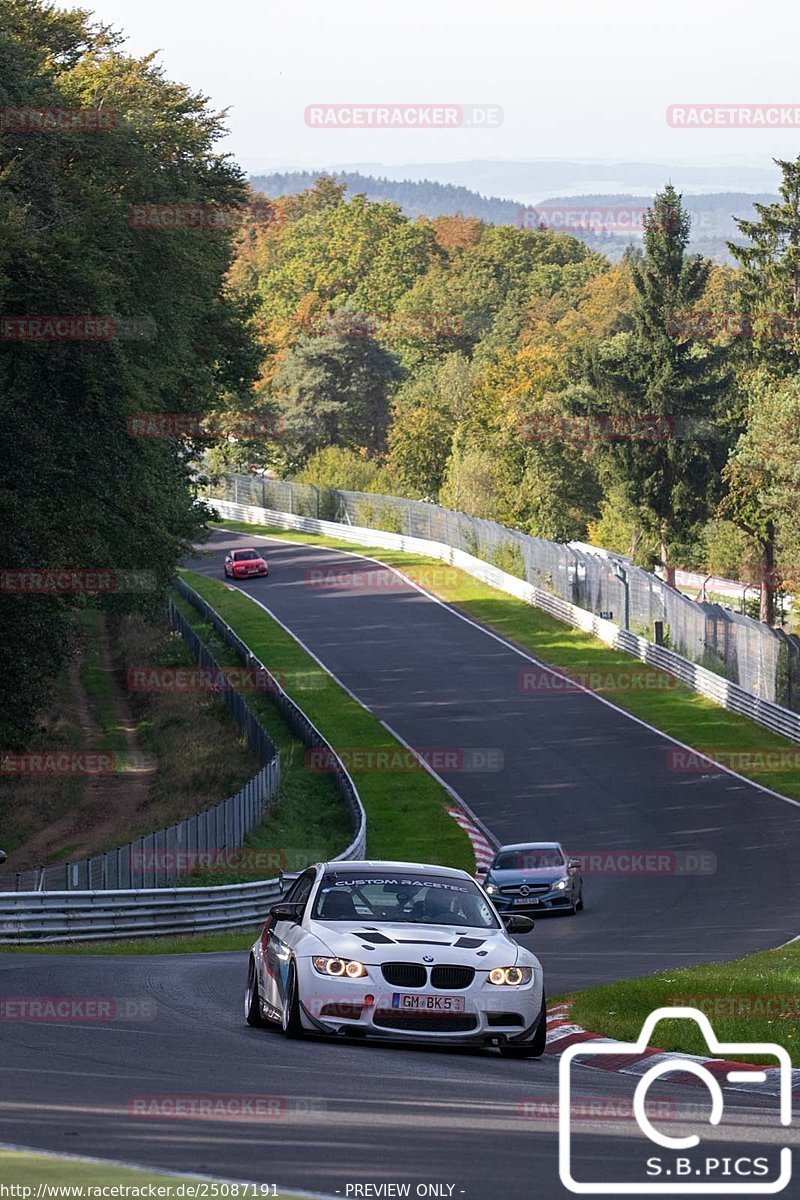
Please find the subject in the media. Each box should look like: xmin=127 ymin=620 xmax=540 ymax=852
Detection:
xmin=487 ymin=966 xmax=532 ymax=986
xmin=485 ymin=884 xmax=497 ymax=894
xmin=312 ymin=956 xmax=367 ymax=979
xmin=553 ymin=878 xmax=569 ymax=890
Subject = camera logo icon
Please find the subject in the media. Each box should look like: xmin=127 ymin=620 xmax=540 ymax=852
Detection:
xmin=558 ymin=1006 xmax=793 ymax=1194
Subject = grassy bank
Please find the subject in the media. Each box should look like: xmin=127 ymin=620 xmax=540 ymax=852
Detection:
xmin=214 ymin=519 xmax=800 ymax=803
xmin=560 ymin=939 xmax=800 ymax=1066
xmin=169 ymin=590 xmax=351 ymax=885
xmin=179 ymin=569 xmax=473 ymax=871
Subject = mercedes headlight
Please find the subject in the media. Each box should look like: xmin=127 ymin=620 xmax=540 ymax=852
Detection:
xmin=485 ymin=883 xmax=498 ymax=894
xmin=312 ymin=956 xmax=367 ymax=979
xmin=553 ymin=878 xmax=569 ymax=890
xmin=487 ymin=966 xmax=532 ymax=986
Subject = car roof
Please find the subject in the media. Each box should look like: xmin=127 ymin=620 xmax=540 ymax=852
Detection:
xmin=494 ymin=842 xmax=563 ymax=852
xmin=317 ymin=860 xmax=474 ymax=879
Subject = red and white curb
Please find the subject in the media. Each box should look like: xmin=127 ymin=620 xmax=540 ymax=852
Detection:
xmin=545 ymin=1003 xmax=800 ymax=1099
xmin=447 ymin=807 xmax=495 ymax=875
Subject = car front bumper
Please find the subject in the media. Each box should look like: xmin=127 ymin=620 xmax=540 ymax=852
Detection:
xmin=297 ymin=964 xmax=544 ymax=1044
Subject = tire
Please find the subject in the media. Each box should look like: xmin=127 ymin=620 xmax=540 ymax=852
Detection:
xmin=500 ymin=996 xmax=547 ymax=1059
xmin=576 ymin=886 xmax=584 ymax=912
xmin=281 ymin=961 xmax=304 ymax=1039
xmin=244 ymin=957 xmax=268 ymax=1027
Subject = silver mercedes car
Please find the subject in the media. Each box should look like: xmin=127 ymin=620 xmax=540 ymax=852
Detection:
xmin=481 ymin=842 xmax=583 ymax=916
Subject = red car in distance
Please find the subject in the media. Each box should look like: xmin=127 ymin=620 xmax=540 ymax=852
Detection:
xmin=224 ymin=548 xmax=269 ymax=580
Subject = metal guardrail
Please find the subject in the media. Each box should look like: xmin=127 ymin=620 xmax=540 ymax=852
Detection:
xmin=209 ymin=496 xmax=800 ymax=747
xmin=207 ymin=473 xmax=800 ymax=711
xmin=0 ymin=581 xmax=367 ymax=942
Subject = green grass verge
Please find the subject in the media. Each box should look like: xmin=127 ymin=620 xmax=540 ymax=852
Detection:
xmin=214 ymin=518 xmax=800 ymax=802
xmin=0 ymin=1149 xmax=298 ymax=1195
xmin=179 ymin=569 xmax=473 ymax=872
xmin=170 ymin=591 xmax=351 ymax=884
xmin=560 ymin=939 xmax=800 ymax=1066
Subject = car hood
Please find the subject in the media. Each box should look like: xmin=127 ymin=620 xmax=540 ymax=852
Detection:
xmin=307 ymin=920 xmax=534 ymax=969
xmin=486 ymin=867 xmax=568 ymax=885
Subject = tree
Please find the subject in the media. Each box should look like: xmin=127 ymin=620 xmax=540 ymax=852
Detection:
xmin=582 ymin=186 xmax=730 ymax=584
xmin=386 ymin=354 xmax=472 ymax=498
xmin=0 ymin=0 xmax=258 ymax=743
xmin=293 ymin=447 xmax=380 ymax=492
xmin=728 ymin=157 xmax=800 ymax=371
xmin=271 ymin=335 xmax=402 ymax=468
xmin=720 ymin=374 xmax=800 ymax=622
xmin=723 ymin=158 xmax=800 ymax=619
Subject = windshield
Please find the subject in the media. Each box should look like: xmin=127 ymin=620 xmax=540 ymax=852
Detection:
xmin=233 ymin=550 xmax=260 ymax=561
xmin=492 ymin=848 xmax=565 ymax=871
xmin=312 ymin=870 xmax=500 ymax=928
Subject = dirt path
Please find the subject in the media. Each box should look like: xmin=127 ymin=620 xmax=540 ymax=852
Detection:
xmin=9 ymin=615 xmax=156 ymax=870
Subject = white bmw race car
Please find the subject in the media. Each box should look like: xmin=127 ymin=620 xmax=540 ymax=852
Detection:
xmin=244 ymin=860 xmax=547 ymax=1056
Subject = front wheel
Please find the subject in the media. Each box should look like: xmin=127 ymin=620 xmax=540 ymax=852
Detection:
xmin=281 ymin=961 xmax=304 ymax=1038
xmin=499 ymin=997 xmax=547 ymax=1059
xmin=244 ymin=958 xmax=268 ymax=1027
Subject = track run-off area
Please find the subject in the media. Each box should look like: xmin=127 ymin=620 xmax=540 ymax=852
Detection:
xmin=2 ymin=527 xmax=797 ymax=1198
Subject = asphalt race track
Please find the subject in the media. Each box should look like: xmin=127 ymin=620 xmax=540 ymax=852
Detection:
xmin=2 ymin=527 xmax=798 ymax=1198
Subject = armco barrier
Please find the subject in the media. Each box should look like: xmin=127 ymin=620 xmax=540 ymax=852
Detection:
xmin=0 ymin=581 xmax=367 ymax=942
xmin=210 ymin=497 xmax=800 ymax=746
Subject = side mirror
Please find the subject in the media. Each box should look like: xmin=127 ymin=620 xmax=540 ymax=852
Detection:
xmin=502 ymin=913 xmax=534 ymax=933
xmin=269 ymin=901 xmax=303 ymax=923
xmin=0 ymin=849 xmax=6 ymax=866
xmin=568 ymin=859 xmax=580 ymax=871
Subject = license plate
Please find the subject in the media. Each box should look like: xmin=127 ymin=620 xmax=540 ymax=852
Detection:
xmin=391 ymin=993 xmax=465 ymax=1013
xmin=515 ymin=896 xmax=539 ymax=905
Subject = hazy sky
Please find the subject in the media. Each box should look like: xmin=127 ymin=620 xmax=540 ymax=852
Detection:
xmin=82 ymin=0 xmax=799 ymax=176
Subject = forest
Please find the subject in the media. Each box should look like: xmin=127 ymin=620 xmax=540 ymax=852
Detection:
xmin=3 ymin=0 xmax=799 ymax=746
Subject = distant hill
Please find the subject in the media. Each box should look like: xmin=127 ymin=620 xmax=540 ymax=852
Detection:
xmin=249 ymin=170 xmax=520 ymax=224
xmin=249 ymin=171 xmax=777 ymax=264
